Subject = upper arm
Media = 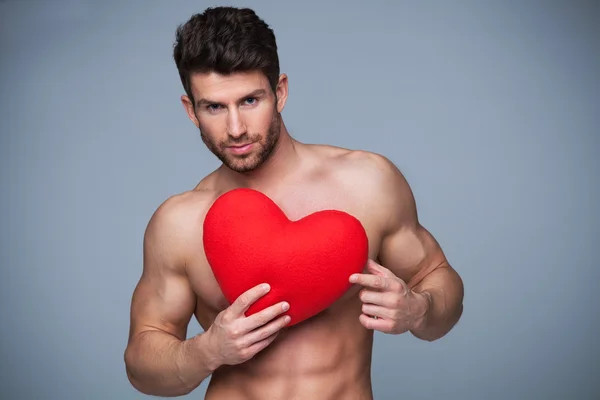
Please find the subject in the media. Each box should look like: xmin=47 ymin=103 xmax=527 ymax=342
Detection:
xmin=127 ymin=196 xmax=198 ymax=343
xmin=370 ymin=154 xmax=450 ymax=289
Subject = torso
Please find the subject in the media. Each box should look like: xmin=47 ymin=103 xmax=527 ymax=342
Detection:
xmin=179 ymin=144 xmax=392 ymax=399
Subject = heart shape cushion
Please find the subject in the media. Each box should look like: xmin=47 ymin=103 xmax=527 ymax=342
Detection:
xmin=203 ymin=188 xmax=369 ymax=326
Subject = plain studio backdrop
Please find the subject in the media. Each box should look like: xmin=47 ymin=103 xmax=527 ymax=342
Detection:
xmin=1 ymin=0 xmax=598 ymax=399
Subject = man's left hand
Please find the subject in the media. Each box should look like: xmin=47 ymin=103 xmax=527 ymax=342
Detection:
xmin=349 ymin=259 xmax=430 ymax=334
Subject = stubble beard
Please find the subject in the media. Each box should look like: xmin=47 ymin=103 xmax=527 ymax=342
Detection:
xmin=200 ymin=109 xmax=281 ymax=173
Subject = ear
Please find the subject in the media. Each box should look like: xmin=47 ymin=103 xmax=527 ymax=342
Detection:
xmin=181 ymin=95 xmax=200 ymax=128
xmin=275 ymin=73 xmax=289 ymax=113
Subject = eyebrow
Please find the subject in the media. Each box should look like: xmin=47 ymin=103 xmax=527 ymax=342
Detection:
xmin=196 ymin=89 xmax=268 ymax=108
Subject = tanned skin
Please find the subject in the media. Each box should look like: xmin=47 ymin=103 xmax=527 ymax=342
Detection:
xmin=124 ymin=70 xmax=464 ymax=399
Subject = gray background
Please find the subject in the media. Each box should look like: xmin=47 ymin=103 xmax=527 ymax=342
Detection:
xmin=1 ymin=0 xmax=598 ymax=399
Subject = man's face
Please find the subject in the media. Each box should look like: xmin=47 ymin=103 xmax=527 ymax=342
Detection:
xmin=185 ymin=71 xmax=283 ymax=173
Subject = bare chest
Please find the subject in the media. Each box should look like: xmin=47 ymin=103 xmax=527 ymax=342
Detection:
xmin=188 ymin=184 xmax=383 ymax=329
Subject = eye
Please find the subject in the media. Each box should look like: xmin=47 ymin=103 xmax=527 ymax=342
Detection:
xmin=244 ymin=97 xmax=257 ymax=105
xmin=207 ymin=104 xmax=221 ymax=112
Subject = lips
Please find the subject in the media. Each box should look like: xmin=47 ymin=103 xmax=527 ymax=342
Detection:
xmin=227 ymin=142 xmax=255 ymax=155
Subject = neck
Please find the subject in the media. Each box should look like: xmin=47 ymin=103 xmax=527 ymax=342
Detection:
xmin=219 ymin=121 xmax=302 ymax=190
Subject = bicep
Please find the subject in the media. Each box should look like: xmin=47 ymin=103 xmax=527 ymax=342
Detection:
xmin=379 ymin=223 xmax=448 ymax=289
xmin=372 ymin=154 xmax=448 ymax=288
xmin=127 ymin=205 xmax=197 ymax=343
xmin=128 ymin=265 xmax=196 ymax=342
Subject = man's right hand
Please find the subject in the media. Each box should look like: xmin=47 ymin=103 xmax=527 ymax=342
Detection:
xmin=204 ymin=283 xmax=290 ymax=368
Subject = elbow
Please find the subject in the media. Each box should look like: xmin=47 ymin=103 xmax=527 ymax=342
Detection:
xmin=411 ymin=330 xmax=444 ymax=342
xmin=123 ymin=348 xmax=148 ymax=395
xmin=125 ymin=368 xmax=147 ymax=395
xmin=125 ymin=368 xmax=194 ymax=398
xmin=412 ymin=302 xmax=464 ymax=342
xmin=123 ymin=347 xmax=196 ymax=397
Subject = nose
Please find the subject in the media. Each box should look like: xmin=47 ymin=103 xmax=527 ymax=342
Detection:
xmin=226 ymin=108 xmax=247 ymax=138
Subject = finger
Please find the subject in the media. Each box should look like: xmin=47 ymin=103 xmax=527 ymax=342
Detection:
xmin=231 ymin=283 xmax=271 ymax=316
xmin=243 ymin=314 xmax=291 ymax=347
xmin=359 ymin=289 xmax=401 ymax=309
xmin=359 ymin=313 xmax=394 ymax=333
xmin=365 ymin=259 xmax=394 ymax=277
xmin=349 ymin=273 xmax=391 ymax=291
xmin=244 ymin=330 xmax=280 ymax=359
xmin=361 ymin=303 xmax=395 ymax=320
xmin=243 ymin=301 xmax=290 ymax=332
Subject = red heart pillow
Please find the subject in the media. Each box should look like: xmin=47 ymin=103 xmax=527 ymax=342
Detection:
xmin=203 ymin=188 xmax=368 ymax=326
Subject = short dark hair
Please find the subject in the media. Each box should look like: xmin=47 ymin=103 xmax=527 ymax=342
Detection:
xmin=173 ymin=7 xmax=280 ymax=103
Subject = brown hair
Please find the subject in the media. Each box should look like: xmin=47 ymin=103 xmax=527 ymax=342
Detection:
xmin=173 ymin=7 xmax=280 ymax=103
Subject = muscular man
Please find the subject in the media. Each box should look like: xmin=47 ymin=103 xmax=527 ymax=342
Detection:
xmin=124 ymin=6 xmax=464 ymax=399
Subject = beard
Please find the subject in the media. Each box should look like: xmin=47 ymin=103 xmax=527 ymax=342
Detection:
xmin=200 ymin=109 xmax=281 ymax=173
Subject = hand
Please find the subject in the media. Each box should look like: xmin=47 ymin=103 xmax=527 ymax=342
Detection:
xmin=206 ymin=283 xmax=291 ymax=367
xmin=349 ymin=259 xmax=430 ymax=334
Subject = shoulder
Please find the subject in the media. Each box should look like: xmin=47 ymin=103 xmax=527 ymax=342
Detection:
xmin=315 ymin=145 xmax=418 ymax=232
xmin=143 ymin=187 xmax=219 ymax=268
xmin=308 ymin=144 xmax=404 ymax=180
xmin=321 ymin=146 xmax=413 ymax=197
xmin=339 ymin=149 xmax=401 ymax=180
xmin=146 ymin=170 xmax=224 ymax=238
xmin=148 ymin=189 xmax=215 ymax=231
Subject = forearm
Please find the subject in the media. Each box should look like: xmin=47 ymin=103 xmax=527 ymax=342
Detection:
xmin=410 ymin=265 xmax=464 ymax=341
xmin=125 ymin=330 xmax=218 ymax=397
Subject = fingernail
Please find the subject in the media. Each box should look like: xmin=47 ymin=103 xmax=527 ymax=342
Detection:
xmin=282 ymin=302 xmax=289 ymax=311
xmin=262 ymin=284 xmax=270 ymax=292
xmin=349 ymin=275 xmax=356 ymax=283
xmin=284 ymin=316 xmax=291 ymax=324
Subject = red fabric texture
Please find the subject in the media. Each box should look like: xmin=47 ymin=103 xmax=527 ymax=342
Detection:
xmin=203 ymin=188 xmax=369 ymax=326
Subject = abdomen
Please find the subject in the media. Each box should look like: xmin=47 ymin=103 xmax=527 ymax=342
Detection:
xmin=206 ymin=301 xmax=374 ymax=399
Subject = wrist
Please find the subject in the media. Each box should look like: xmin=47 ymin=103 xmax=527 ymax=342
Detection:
xmin=191 ymin=330 xmax=222 ymax=373
xmin=411 ymin=290 xmax=432 ymax=332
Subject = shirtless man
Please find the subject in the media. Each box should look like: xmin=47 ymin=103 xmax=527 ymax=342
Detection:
xmin=124 ymin=6 xmax=464 ymax=399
